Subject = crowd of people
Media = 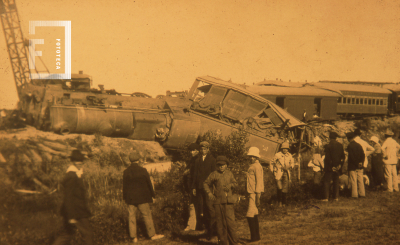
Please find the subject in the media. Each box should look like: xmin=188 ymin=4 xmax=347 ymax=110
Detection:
xmin=52 ymin=127 xmax=400 ymax=244
xmin=309 ymin=128 xmax=400 ymax=201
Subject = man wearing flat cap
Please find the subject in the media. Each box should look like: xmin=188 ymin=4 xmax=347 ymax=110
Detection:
xmin=53 ymin=150 xmax=93 ymax=245
xmin=192 ymin=141 xmax=216 ymax=239
xmin=381 ymin=129 xmax=400 ymax=192
xmin=322 ymin=131 xmax=345 ymax=201
xmin=123 ymin=152 xmax=164 ymax=243
xmin=203 ymin=156 xmax=240 ymax=245
xmin=346 ymin=132 xmax=366 ymax=198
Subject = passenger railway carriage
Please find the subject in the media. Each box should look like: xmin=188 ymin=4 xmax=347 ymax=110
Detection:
xmin=383 ymin=84 xmax=400 ymax=114
xmin=247 ymin=84 xmax=339 ymax=121
xmin=315 ymin=83 xmax=391 ymax=116
xmin=250 ymin=80 xmax=395 ymax=120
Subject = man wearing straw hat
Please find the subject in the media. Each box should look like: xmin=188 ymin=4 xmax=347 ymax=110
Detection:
xmin=381 ymin=129 xmax=400 ymax=192
xmin=244 ymin=147 xmax=264 ymax=242
xmin=270 ymin=142 xmax=294 ymax=207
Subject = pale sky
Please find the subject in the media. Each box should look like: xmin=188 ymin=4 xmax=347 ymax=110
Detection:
xmin=1 ymin=0 xmax=399 ymax=108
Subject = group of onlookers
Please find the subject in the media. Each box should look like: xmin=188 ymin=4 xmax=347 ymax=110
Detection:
xmin=312 ymin=128 xmax=400 ymax=202
xmin=185 ymin=142 xmax=265 ymax=244
xmin=52 ymin=127 xmax=400 ymax=245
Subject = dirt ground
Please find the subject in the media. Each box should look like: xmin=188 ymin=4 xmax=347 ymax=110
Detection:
xmin=113 ymin=189 xmax=400 ymax=245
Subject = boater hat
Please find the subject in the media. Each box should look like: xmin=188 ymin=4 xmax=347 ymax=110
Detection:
xmin=370 ymin=136 xmax=380 ymax=144
xmin=385 ymin=129 xmax=394 ymax=136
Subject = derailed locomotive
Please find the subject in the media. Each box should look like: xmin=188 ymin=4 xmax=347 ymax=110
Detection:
xmin=1 ymin=0 xmax=306 ymax=163
xmin=21 ymin=75 xmax=305 ymax=163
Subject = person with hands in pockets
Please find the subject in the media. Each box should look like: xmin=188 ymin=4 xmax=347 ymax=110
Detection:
xmin=203 ymin=156 xmax=241 ymax=245
xmin=244 ymin=147 xmax=264 ymax=243
xmin=53 ymin=150 xmax=93 ymax=245
xmin=270 ymin=142 xmax=294 ymax=207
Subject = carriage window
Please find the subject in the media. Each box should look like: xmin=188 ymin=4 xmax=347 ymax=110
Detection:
xmin=343 ymin=97 xmax=346 ymax=104
xmin=338 ymin=97 xmax=342 ymax=103
xmin=364 ymin=98 xmax=368 ymax=104
xmin=368 ymin=99 xmax=372 ymax=105
xmin=372 ymin=99 xmax=375 ymax=105
xmin=352 ymin=98 xmax=355 ymax=104
xmin=384 ymin=99 xmax=387 ymax=105
xmin=348 ymin=98 xmax=351 ymax=104
xmin=356 ymin=98 xmax=359 ymax=104
xmin=380 ymin=99 xmax=383 ymax=105
xmin=360 ymin=98 xmax=364 ymax=104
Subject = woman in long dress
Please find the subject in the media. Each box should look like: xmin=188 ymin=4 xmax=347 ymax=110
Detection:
xmin=369 ymin=136 xmax=384 ymax=189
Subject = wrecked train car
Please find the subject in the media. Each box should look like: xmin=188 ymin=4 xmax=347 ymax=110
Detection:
xmin=48 ymin=76 xmax=305 ymax=163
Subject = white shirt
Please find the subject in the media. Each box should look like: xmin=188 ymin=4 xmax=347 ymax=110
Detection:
xmin=308 ymin=154 xmax=325 ymax=172
xmin=354 ymin=136 xmax=374 ymax=168
xmin=66 ymin=165 xmax=83 ymax=178
xmin=382 ymin=137 xmax=400 ymax=165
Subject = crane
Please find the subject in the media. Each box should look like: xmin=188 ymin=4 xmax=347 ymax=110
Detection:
xmin=0 ymin=0 xmax=30 ymax=99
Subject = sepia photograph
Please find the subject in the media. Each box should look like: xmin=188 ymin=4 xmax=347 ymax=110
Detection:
xmin=1 ymin=0 xmax=400 ymax=244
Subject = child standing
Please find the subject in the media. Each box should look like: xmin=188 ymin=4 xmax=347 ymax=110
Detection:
xmin=203 ymin=156 xmax=240 ymax=245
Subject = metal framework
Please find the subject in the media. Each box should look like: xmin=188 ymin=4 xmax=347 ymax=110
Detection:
xmin=0 ymin=0 xmax=30 ymax=98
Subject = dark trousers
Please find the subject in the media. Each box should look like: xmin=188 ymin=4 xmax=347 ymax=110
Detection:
xmin=194 ymin=188 xmax=215 ymax=234
xmin=323 ymin=171 xmax=340 ymax=199
xmin=371 ymin=155 xmax=384 ymax=187
xmin=53 ymin=218 xmax=93 ymax=245
xmin=214 ymin=204 xmax=238 ymax=245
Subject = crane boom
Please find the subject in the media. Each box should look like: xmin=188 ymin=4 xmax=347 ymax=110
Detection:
xmin=0 ymin=0 xmax=30 ymax=99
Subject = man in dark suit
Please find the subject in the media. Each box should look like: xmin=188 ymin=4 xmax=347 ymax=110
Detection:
xmin=346 ymin=132 xmax=366 ymax=198
xmin=322 ymin=132 xmax=345 ymax=201
xmin=192 ymin=141 xmax=216 ymax=238
xmin=53 ymin=150 xmax=93 ymax=245
xmin=123 ymin=152 xmax=164 ymax=243
xmin=184 ymin=143 xmax=200 ymax=231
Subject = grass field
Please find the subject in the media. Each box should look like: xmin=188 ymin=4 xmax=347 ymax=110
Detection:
xmin=2 ymin=184 xmax=400 ymax=245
